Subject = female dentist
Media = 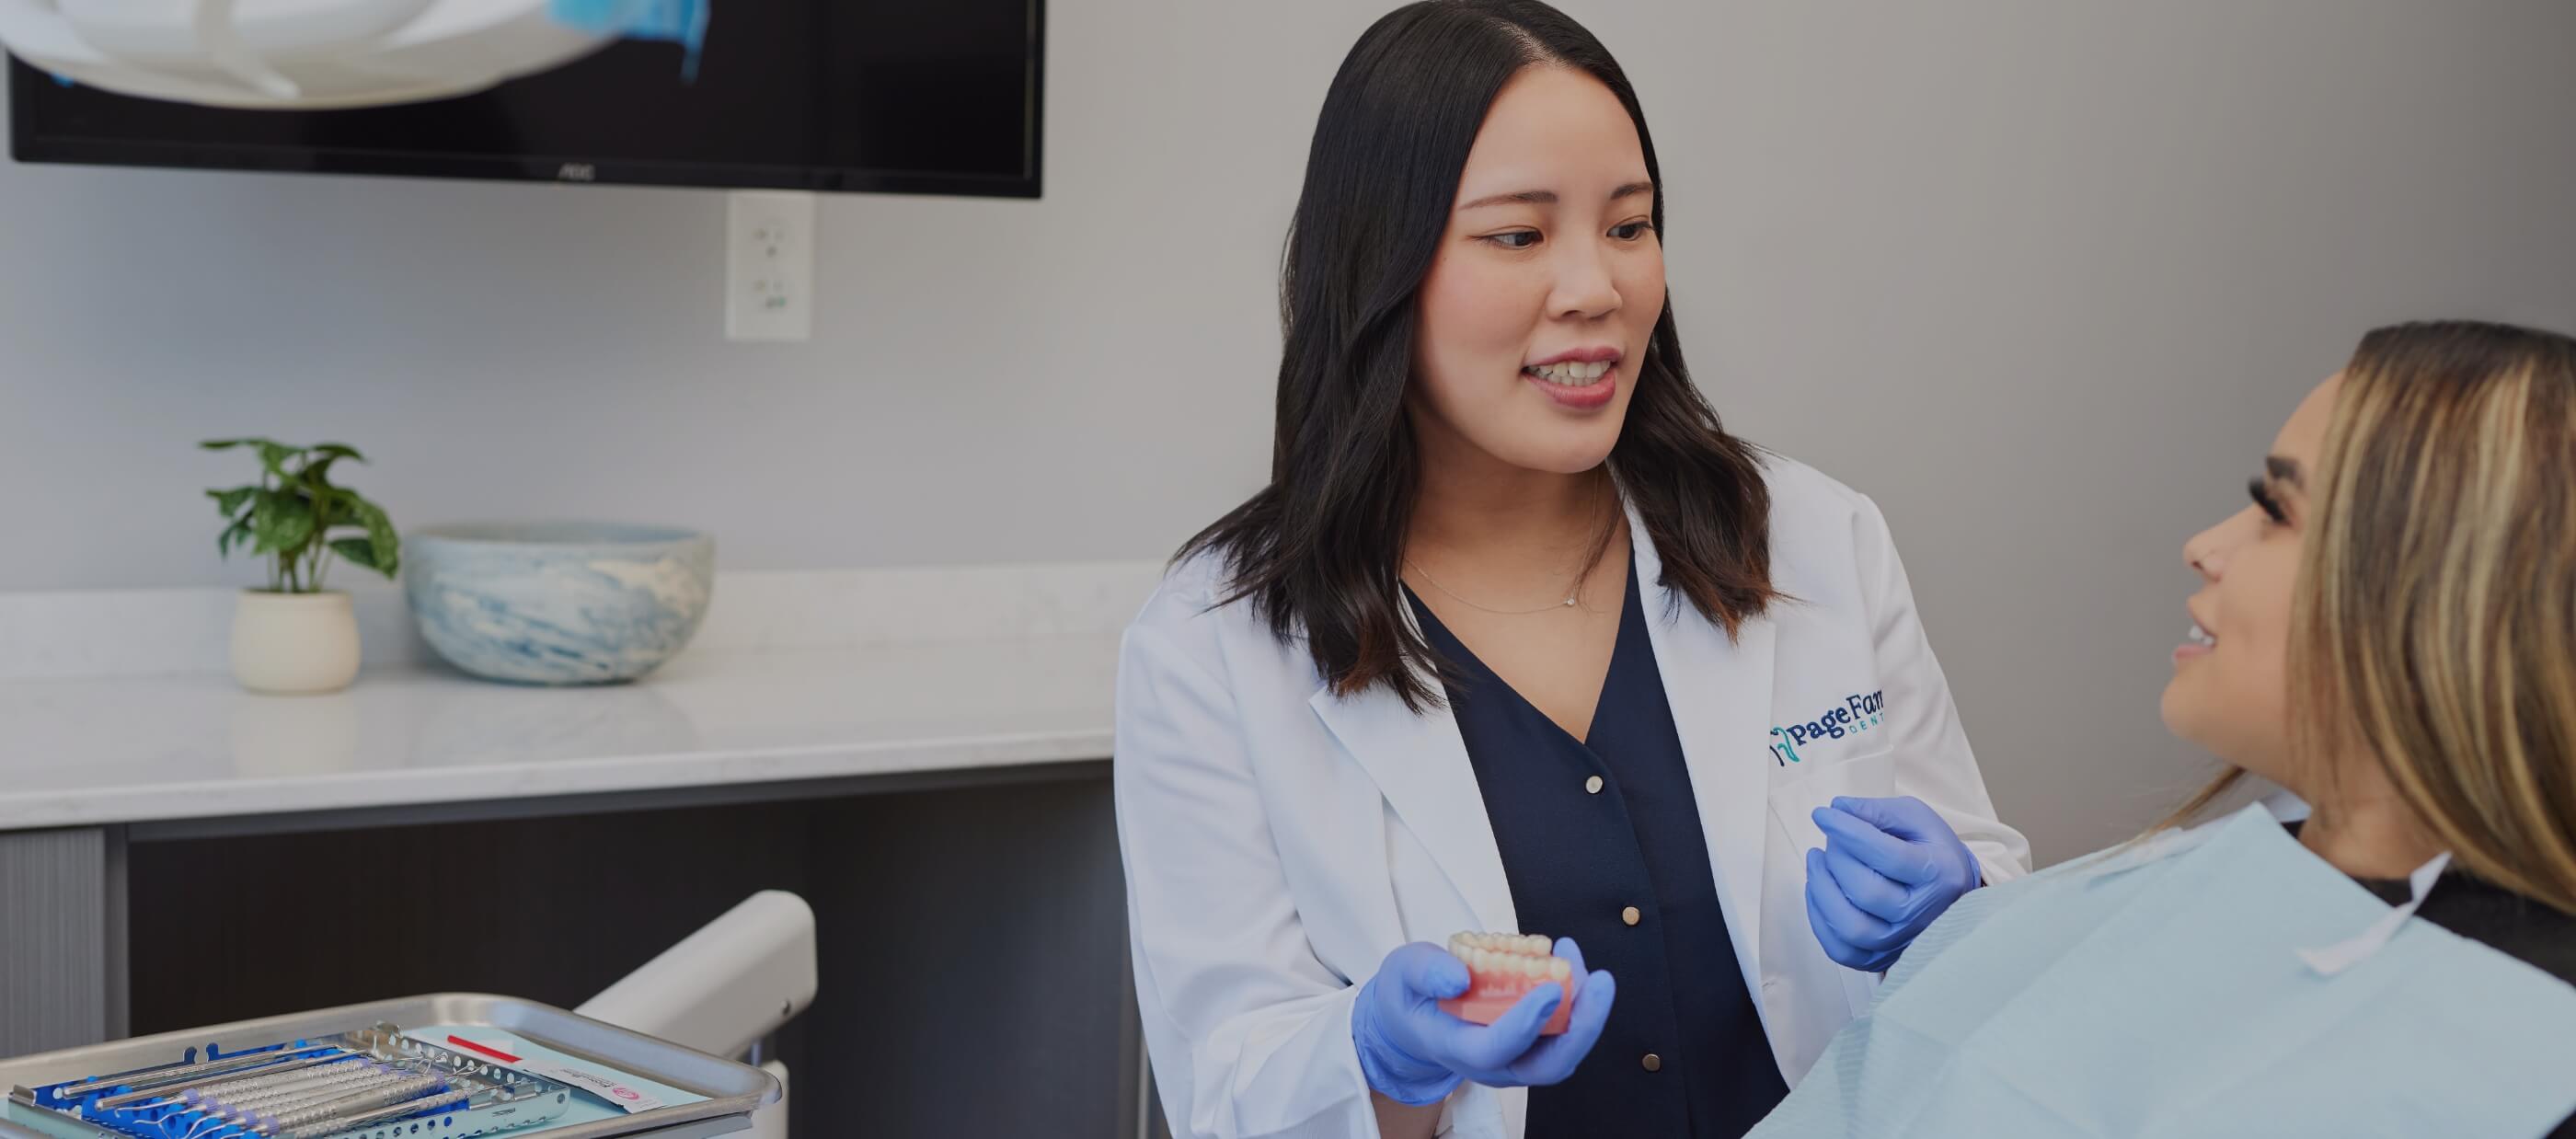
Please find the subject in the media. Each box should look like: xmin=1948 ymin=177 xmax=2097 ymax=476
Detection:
xmin=1114 ymin=4 xmax=2029 ymax=1137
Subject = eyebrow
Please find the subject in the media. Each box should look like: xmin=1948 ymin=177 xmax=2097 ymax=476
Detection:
xmin=2264 ymin=455 xmax=2305 ymax=488
xmin=1459 ymin=181 xmax=1656 ymax=211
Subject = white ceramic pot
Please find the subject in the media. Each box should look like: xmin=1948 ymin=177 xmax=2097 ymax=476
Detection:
xmin=230 ymin=590 xmax=362 ymax=695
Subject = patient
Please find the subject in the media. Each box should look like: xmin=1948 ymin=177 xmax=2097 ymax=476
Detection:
xmin=1756 ymin=320 xmax=2576 ymax=1137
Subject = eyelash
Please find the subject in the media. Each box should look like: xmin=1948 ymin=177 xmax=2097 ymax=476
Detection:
xmin=1478 ymin=221 xmax=1656 ymax=250
xmin=2248 ymin=477 xmax=2289 ymax=524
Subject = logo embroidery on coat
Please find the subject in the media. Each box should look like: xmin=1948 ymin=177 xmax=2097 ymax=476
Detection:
xmin=1768 ymin=690 xmax=1886 ymax=765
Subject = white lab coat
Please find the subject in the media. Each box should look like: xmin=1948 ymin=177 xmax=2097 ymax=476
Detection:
xmin=1114 ymin=455 xmax=2030 ymax=1139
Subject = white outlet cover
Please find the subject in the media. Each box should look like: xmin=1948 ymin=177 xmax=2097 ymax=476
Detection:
xmin=726 ymin=190 xmax=817 ymax=342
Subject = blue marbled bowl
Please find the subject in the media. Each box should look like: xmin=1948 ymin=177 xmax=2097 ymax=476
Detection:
xmin=404 ymin=522 xmax=715 ymax=685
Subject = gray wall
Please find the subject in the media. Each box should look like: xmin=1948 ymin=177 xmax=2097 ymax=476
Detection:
xmin=5 ymin=0 xmax=2572 ymax=862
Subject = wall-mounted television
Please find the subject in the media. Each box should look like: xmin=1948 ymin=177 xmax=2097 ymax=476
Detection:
xmin=8 ymin=0 xmax=1043 ymax=198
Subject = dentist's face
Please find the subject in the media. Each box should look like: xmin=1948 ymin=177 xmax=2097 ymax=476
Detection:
xmin=2162 ymin=374 xmax=2340 ymax=782
xmin=1408 ymin=65 xmax=1665 ymax=476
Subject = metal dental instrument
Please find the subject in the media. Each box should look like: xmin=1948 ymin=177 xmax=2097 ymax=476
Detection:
xmin=185 ymin=1069 xmax=412 ymax=1136
xmin=275 ymin=1087 xmax=471 ymax=1139
xmin=264 ymin=1074 xmax=446 ymax=1134
xmin=138 ymin=1055 xmax=370 ymax=1109
xmin=97 ymin=1058 xmax=348 ymax=1110
xmin=63 ymin=1046 xmax=339 ymax=1101
xmin=11 ymin=1002 xmax=748 ymax=1139
xmin=208 ymin=1064 xmax=406 ymax=1120
xmin=154 ymin=1066 xmax=399 ymax=1139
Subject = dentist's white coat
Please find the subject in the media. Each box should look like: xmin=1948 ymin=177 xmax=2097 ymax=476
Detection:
xmin=1115 ymin=457 xmax=2030 ymax=1139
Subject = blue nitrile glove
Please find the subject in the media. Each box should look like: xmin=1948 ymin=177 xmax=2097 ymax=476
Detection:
xmin=1350 ymin=938 xmax=1617 ymax=1105
xmin=1804 ymin=795 xmax=1982 ymax=972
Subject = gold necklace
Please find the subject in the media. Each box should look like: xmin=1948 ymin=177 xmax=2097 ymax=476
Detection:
xmin=1404 ymin=480 xmax=1615 ymax=616
xmin=1404 ymin=558 xmax=1583 ymax=615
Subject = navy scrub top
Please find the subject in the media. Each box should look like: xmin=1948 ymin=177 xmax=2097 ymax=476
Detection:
xmin=1407 ymin=555 xmax=1788 ymax=1138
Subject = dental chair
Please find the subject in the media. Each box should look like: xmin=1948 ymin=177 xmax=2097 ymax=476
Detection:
xmin=576 ymin=891 xmax=816 ymax=1139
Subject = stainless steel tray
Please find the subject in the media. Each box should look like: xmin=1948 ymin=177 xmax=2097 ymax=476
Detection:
xmin=0 ymin=995 xmax=778 ymax=1139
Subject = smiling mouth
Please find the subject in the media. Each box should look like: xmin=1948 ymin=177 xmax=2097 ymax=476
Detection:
xmin=1524 ymin=360 xmax=1613 ymax=385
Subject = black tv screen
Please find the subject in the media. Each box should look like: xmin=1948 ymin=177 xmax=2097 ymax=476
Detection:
xmin=7 ymin=0 xmax=1043 ymax=198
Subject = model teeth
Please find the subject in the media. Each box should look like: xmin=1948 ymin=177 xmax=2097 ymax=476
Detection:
xmin=1449 ymin=930 xmax=1553 ymax=955
xmin=2188 ymin=622 xmax=2217 ymax=648
xmin=1447 ymin=930 xmax=1569 ymax=993
xmin=1527 ymin=360 xmax=1612 ymax=385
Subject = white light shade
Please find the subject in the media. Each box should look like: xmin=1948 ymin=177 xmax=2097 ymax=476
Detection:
xmin=0 ymin=0 xmax=615 ymax=109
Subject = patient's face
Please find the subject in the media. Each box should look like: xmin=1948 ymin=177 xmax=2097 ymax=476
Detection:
xmin=2161 ymin=374 xmax=2338 ymax=782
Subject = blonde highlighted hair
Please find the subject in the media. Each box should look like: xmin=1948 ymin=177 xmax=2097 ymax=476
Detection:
xmin=2167 ymin=320 xmax=2576 ymax=915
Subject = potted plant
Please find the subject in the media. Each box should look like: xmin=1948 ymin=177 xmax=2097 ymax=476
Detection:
xmin=203 ymin=438 xmax=400 ymax=695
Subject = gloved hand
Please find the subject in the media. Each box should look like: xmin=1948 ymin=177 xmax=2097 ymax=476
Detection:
xmin=1350 ymin=937 xmax=1616 ymax=1105
xmin=1805 ymin=795 xmax=1982 ymax=972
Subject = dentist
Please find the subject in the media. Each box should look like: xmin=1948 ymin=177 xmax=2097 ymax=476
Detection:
xmin=1113 ymin=4 xmax=2029 ymax=1138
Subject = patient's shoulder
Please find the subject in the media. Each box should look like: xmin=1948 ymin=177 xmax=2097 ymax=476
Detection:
xmin=2375 ymin=874 xmax=2576 ymax=986
xmin=2315 ymin=813 xmax=2576 ymax=985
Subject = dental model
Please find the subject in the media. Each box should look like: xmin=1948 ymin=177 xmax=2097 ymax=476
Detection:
xmin=1441 ymin=931 xmax=1577 ymax=1035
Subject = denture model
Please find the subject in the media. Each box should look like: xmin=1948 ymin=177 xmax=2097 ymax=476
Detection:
xmin=1441 ymin=931 xmax=1576 ymax=1035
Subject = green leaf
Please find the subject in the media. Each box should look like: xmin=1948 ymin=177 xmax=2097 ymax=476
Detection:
xmin=328 ymin=537 xmax=380 ymax=571
xmin=256 ymin=442 xmax=300 ymax=480
xmin=305 ymin=455 xmax=348 ymax=493
xmin=206 ymin=485 xmax=257 ymax=518
xmin=251 ymin=494 xmax=316 ymax=558
xmin=348 ymin=495 xmax=400 ymax=578
xmin=217 ymin=518 xmax=254 ymax=559
xmin=207 ymin=438 xmax=385 ymax=574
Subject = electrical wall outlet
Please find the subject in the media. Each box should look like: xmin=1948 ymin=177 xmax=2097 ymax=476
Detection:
xmin=726 ymin=190 xmax=816 ymax=342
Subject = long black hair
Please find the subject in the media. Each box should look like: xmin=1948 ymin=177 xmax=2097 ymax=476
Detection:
xmin=1180 ymin=0 xmax=1777 ymax=710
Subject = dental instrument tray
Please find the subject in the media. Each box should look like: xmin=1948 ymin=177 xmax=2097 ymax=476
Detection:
xmin=0 ymin=995 xmax=777 ymax=1139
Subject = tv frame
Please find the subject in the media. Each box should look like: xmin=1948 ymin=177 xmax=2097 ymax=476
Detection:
xmin=6 ymin=0 xmax=1044 ymax=199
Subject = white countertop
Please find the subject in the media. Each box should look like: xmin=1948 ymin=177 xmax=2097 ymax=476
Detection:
xmin=0 ymin=636 xmax=1118 ymax=831
xmin=0 ymin=561 xmax=1161 ymax=832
